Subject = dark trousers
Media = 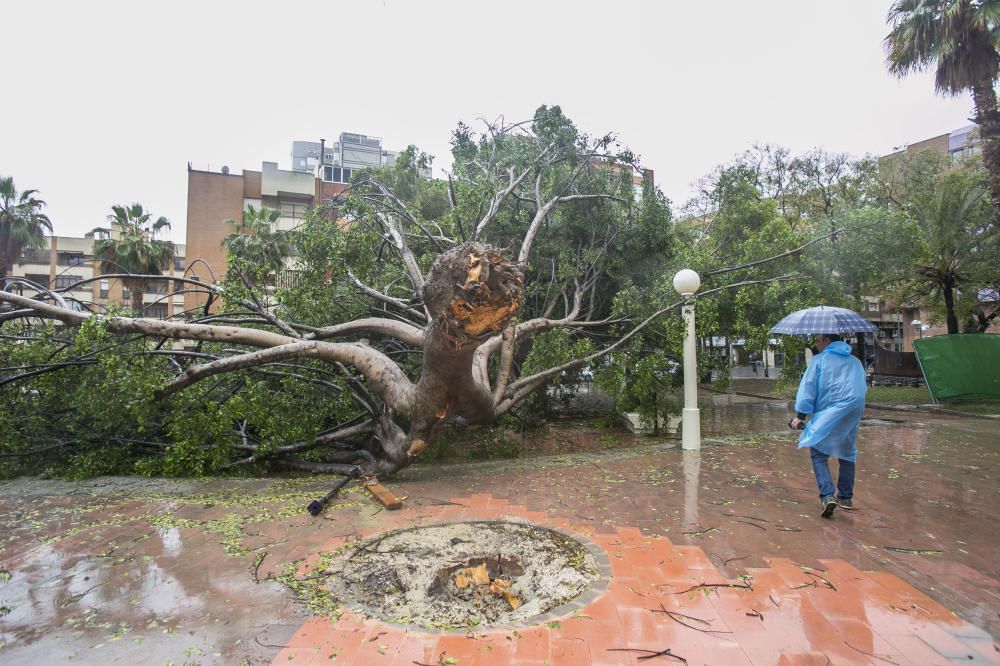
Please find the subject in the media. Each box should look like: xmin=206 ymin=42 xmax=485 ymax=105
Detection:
xmin=809 ymin=447 xmax=855 ymax=500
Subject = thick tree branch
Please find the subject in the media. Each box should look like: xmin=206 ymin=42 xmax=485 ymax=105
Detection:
xmin=307 ymin=318 xmax=424 ymax=347
xmin=0 ymin=291 xmax=417 ymax=414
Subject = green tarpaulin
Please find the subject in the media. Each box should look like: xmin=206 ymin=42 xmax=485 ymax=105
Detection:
xmin=913 ymin=334 xmax=1000 ymax=402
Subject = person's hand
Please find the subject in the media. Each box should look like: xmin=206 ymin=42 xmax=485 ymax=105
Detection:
xmin=789 ymin=417 xmax=805 ymax=430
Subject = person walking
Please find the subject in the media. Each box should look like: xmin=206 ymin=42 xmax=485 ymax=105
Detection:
xmin=789 ymin=334 xmax=867 ymax=518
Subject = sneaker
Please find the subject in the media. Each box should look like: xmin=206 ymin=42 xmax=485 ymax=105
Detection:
xmin=821 ymin=495 xmax=837 ymax=518
xmin=838 ymin=497 xmax=853 ymax=510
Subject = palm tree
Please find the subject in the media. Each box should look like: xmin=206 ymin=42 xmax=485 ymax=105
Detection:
xmin=93 ymin=204 xmax=174 ymax=314
xmin=221 ymin=204 xmax=295 ymax=285
xmin=885 ymin=0 xmax=1000 ymax=242
xmin=907 ymin=175 xmax=994 ymax=333
xmin=0 ymin=176 xmax=52 ymax=284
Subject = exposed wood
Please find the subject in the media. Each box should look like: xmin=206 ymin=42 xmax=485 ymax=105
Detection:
xmin=364 ymin=478 xmax=402 ymax=510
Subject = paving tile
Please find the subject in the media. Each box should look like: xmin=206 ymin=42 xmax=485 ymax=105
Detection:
xmin=434 ymin=633 xmax=484 ymax=664
xmin=387 ymin=633 xmax=439 ymax=666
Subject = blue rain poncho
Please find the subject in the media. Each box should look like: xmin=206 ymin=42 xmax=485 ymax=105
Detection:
xmin=795 ymin=341 xmax=867 ymax=462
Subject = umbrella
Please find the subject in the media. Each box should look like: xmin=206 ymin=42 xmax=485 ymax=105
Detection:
xmin=770 ymin=305 xmax=877 ymax=335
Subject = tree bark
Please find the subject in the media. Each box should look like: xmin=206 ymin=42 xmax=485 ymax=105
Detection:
xmin=129 ymin=280 xmax=145 ymax=315
xmin=399 ymin=241 xmax=523 ymax=469
xmin=971 ymin=80 xmax=1000 ymax=248
xmin=943 ymin=280 xmax=959 ymax=334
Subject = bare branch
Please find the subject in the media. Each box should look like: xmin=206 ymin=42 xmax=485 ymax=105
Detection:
xmin=345 ymin=268 xmax=427 ymax=323
xmin=473 ymin=166 xmax=534 ymax=240
xmin=704 ymin=227 xmax=845 ymax=277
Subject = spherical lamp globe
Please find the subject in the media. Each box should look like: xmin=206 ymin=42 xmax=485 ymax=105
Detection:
xmin=673 ymin=269 xmax=701 ymax=297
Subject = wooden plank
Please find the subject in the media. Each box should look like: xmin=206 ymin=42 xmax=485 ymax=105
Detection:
xmin=364 ymin=480 xmax=402 ymax=510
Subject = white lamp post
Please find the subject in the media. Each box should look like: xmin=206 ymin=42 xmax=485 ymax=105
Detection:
xmin=673 ymin=269 xmax=701 ymax=451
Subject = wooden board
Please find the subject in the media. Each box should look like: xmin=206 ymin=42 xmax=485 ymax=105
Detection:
xmin=364 ymin=480 xmax=402 ymax=510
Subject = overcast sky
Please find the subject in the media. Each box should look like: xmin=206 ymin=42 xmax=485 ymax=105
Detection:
xmin=2 ymin=0 xmax=976 ymax=243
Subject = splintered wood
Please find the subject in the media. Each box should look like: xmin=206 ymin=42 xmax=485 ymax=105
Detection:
xmin=452 ymin=562 xmax=522 ymax=610
xmin=364 ymin=479 xmax=402 ymax=510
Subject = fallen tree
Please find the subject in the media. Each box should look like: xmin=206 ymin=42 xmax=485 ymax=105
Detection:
xmin=1 ymin=108 xmax=806 ymax=478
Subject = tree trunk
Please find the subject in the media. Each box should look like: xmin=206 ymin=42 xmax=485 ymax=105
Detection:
xmin=943 ymin=280 xmax=959 ymax=334
xmin=971 ymin=80 xmax=1000 ymax=248
xmin=380 ymin=241 xmax=523 ymax=475
xmin=132 ymin=288 xmax=144 ymax=315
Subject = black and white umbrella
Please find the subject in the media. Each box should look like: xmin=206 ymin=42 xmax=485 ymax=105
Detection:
xmin=770 ymin=305 xmax=877 ymax=335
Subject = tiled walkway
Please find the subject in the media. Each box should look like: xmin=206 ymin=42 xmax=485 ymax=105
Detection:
xmin=273 ymin=493 xmax=998 ymax=666
xmin=2 ymin=411 xmax=998 ymax=665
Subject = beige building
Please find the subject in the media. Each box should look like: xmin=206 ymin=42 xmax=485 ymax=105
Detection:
xmin=183 ymin=135 xmax=439 ymax=312
xmin=8 ymin=233 xmax=187 ymax=319
xmin=184 ymin=162 xmax=348 ymax=312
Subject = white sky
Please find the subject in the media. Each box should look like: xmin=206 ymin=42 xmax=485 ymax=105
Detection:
xmin=2 ymin=0 xmax=976 ymax=243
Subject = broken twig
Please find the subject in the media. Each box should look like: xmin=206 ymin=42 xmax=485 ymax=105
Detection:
xmin=608 ymin=646 xmax=688 ymax=662
xmin=844 ymin=640 xmax=898 ymax=664
xmin=651 ymin=602 xmax=732 ymax=635
xmin=669 ymin=581 xmax=753 ymax=595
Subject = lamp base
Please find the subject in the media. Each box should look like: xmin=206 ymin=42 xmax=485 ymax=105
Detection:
xmin=681 ymin=407 xmax=701 ymax=450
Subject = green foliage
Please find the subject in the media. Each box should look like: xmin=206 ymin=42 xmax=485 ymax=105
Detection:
xmin=222 ymin=204 xmax=296 ymax=280
xmin=885 ymin=0 xmax=1000 ymax=96
xmin=0 ymin=317 xmax=356 ymax=478
xmin=92 ymin=203 xmax=174 ymax=313
xmin=0 ymin=175 xmax=52 ymax=281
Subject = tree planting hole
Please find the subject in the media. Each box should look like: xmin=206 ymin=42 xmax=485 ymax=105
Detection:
xmin=334 ymin=520 xmax=601 ymax=629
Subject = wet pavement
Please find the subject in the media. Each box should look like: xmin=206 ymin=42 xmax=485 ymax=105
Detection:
xmin=1 ymin=395 xmax=998 ymax=664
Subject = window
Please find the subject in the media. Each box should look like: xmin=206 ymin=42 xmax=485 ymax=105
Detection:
xmin=866 ymin=302 xmax=880 ymax=312
xmin=122 ymin=286 xmax=130 ymax=300
xmin=99 ymin=280 xmax=109 ymax=299
xmin=322 ymin=166 xmax=353 ymax=183
xmin=54 ymin=275 xmax=82 ymax=289
xmin=279 ymin=202 xmax=308 ymax=219
xmin=58 ymin=252 xmax=86 ymax=266
xmin=25 ymin=273 xmax=51 ymax=288
xmin=174 ymin=257 xmax=185 ymax=271
xmin=146 ymin=303 xmax=168 ymax=319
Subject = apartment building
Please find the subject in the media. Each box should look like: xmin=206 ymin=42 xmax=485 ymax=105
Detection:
xmin=882 ymin=123 xmax=981 ymax=163
xmin=291 ymin=132 xmax=432 ymax=182
xmin=185 ymin=133 xmax=431 ymax=312
xmin=7 ymin=233 xmax=187 ymax=318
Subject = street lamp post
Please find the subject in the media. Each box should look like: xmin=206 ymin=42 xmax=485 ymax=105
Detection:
xmin=673 ymin=269 xmax=701 ymax=451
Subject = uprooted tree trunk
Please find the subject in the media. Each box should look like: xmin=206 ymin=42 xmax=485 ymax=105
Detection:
xmin=404 ymin=243 xmax=523 ymax=457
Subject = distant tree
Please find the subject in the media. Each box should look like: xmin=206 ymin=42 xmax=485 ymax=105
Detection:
xmin=93 ymin=204 xmax=174 ymax=314
xmin=0 ymin=176 xmax=52 ymax=283
xmin=885 ymin=0 xmax=1000 ymax=242
xmin=905 ymin=170 xmax=997 ymax=333
xmin=222 ymin=204 xmax=295 ymax=285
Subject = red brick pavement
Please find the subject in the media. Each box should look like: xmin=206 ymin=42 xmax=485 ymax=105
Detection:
xmin=272 ymin=493 xmax=999 ymax=666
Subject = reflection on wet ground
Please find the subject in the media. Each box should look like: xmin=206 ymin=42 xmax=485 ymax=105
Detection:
xmin=1 ymin=396 xmax=998 ymax=664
